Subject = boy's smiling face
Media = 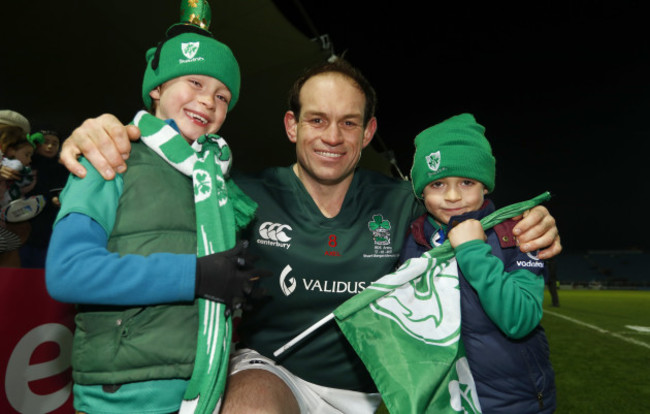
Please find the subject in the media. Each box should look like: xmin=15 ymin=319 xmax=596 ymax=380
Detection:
xmin=150 ymin=74 xmax=231 ymax=143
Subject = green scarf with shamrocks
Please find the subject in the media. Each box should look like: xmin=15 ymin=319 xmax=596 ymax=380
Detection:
xmin=134 ymin=110 xmax=256 ymax=413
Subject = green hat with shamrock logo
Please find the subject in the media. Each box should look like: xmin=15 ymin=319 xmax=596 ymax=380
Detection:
xmin=142 ymin=0 xmax=240 ymax=111
xmin=411 ymin=113 xmax=496 ymax=198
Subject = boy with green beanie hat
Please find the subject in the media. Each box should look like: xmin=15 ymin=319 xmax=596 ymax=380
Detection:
xmin=399 ymin=113 xmax=556 ymax=413
xmin=46 ymin=2 xmax=267 ymax=413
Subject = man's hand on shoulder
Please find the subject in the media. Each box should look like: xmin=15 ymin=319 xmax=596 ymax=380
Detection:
xmin=512 ymin=205 xmax=561 ymax=260
xmin=60 ymin=114 xmax=140 ymax=180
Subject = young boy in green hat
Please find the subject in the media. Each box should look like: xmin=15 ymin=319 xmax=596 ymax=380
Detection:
xmin=46 ymin=3 xmax=264 ymax=413
xmin=399 ymin=113 xmax=556 ymax=413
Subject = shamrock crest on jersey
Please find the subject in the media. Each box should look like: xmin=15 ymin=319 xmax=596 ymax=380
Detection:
xmin=368 ymin=214 xmax=391 ymax=246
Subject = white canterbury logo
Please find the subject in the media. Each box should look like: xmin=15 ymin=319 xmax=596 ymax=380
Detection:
xmin=256 ymin=222 xmax=292 ymax=250
xmin=259 ymin=222 xmax=292 ymax=242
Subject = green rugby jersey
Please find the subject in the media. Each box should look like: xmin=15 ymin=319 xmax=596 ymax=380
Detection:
xmin=234 ymin=166 xmax=424 ymax=392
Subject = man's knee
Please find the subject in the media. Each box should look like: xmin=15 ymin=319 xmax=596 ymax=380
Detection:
xmin=221 ymin=369 xmax=300 ymax=414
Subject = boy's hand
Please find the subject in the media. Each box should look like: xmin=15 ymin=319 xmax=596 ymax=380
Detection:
xmin=195 ymin=241 xmax=272 ymax=314
xmin=448 ymin=219 xmax=486 ymax=248
xmin=60 ymin=114 xmax=140 ymax=180
xmin=512 ymin=205 xmax=561 ymax=260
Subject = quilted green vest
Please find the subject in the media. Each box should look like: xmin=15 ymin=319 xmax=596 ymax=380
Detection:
xmin=72 ymin=141 xmax=199 ymax=385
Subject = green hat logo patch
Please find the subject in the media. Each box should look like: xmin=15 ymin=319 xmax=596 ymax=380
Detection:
xmin=426 ymin=151 xmax=441 ymax=172
xmin=182 ymin=41 xmax=200 ymax=59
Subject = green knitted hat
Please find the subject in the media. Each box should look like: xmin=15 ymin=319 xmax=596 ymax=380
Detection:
xmin=142 ymin=1 xmax=240 ymax=111
xmin=411 ymin=113 xmax=496 ymax=198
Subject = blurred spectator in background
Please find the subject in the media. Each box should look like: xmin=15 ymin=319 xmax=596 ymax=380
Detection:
xmin=0 ymin=109 xmax=33 ymax=267
xmin=20 ymin=129 xmax=68 ymax=267
xmin=0 ymin=132 xmax=37 ymax=206
xmin=0 ymin=110 xmax=34 ymax=206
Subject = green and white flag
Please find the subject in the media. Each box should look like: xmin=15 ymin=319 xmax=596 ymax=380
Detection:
xmin=331 ymin=192 xmax=551 ymax=413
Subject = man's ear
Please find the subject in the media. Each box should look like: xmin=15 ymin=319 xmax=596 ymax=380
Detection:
xmin=284 ymin=111 xmax=298 ymax=143
xmin=361 ymin=116 xmax=378 ymax=149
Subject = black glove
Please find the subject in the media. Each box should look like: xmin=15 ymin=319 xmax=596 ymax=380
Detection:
xmin=195 ymin=240 xmax=270 ymax=313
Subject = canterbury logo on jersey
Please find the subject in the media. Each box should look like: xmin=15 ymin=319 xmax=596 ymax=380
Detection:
xmin=256 ymin=222 xmax=292 ymax=249
xmin=279 ymin=265 xmax=367 ymax=296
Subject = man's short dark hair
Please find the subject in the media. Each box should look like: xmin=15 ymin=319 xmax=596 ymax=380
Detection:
xmin=287 ymin=58 xmax=377 ymax=127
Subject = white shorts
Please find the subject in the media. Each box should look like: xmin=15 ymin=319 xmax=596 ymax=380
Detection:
xmin=229 ymin=348 xmax=382 ymax=414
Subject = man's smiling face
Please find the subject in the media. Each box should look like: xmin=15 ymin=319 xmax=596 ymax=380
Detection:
xmin=285 ymin=72 xmax=376 ymax=187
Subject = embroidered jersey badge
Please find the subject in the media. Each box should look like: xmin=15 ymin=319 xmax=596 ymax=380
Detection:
xmin=368 ymin=214 xmax=391 ymax=246
xmin=364 ymin=214 xmax=398 ymax=259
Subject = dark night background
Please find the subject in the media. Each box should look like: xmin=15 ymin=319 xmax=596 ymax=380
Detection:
xmin=1 ymin=0 xmax=648 ymax=256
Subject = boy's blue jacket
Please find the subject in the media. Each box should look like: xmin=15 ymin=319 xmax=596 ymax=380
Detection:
xmin=398 ymin=200 xmax=556 ymax=413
